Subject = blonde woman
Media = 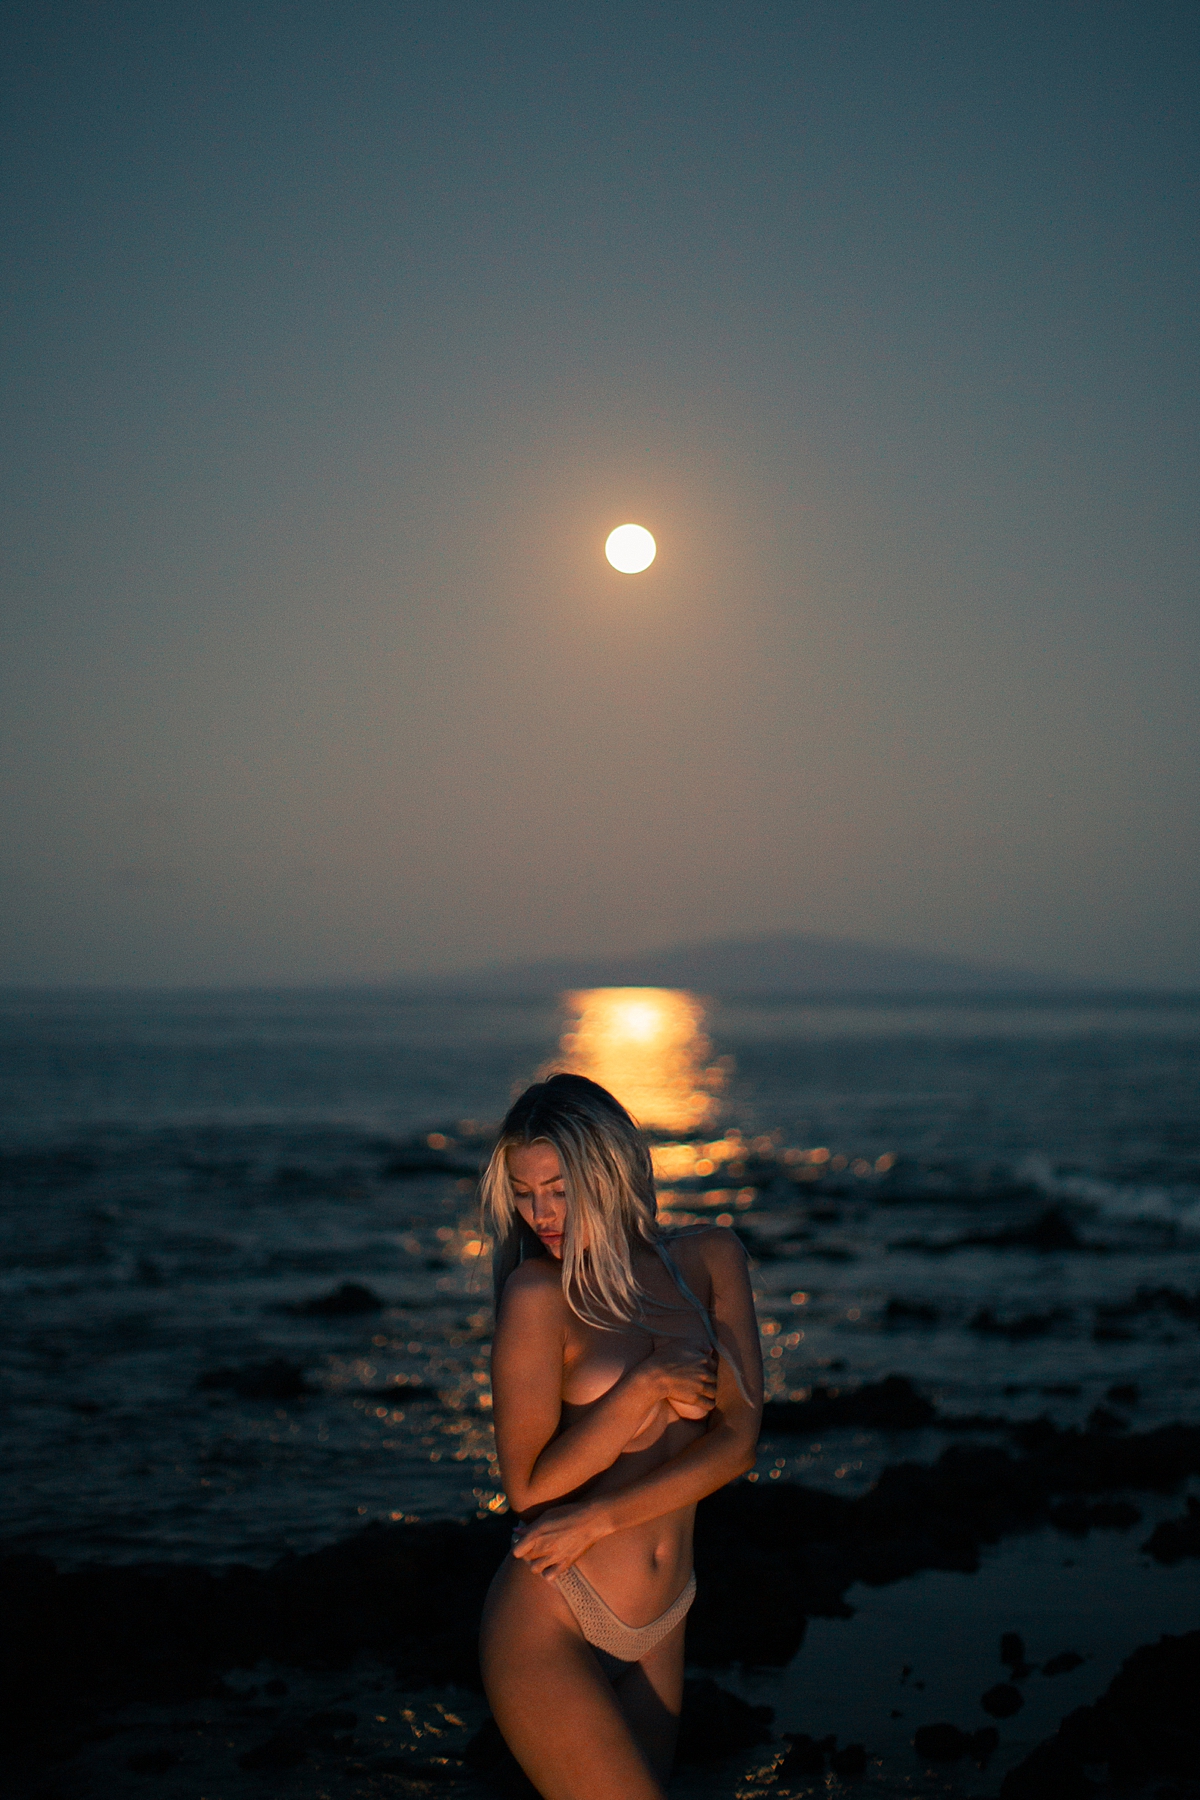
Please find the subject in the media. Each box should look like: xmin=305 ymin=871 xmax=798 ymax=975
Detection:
xmin=478 ymin=1073 xmax=763 ymax=1800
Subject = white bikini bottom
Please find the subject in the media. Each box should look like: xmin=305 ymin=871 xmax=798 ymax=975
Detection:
xmin=556 ymin=1563 xmax=696 ymax=1679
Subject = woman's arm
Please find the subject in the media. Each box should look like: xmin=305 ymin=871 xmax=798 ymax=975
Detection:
xmin=491 ymin=1262 xmax=717 ymax=1514
xmin=512 ymin=1230 xmax=763 ymax=1575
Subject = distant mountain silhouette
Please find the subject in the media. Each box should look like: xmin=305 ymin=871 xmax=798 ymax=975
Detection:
xmin=400 ymin=933 xmax=1046 ymax=998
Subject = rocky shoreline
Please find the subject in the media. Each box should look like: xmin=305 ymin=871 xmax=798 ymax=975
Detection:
xmin=5 ymin=1390 xmax=1200 ymax=1795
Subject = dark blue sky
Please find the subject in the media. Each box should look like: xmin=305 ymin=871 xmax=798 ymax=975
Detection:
xmin=2 ymin=1 xmax=1197 ymax=985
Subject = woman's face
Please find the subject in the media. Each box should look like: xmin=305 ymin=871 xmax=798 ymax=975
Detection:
xmin=507 ymin=1141 xmax=571 ymax=1259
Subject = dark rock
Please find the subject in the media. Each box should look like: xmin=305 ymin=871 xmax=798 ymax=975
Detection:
xmin=197 ymin=1359 xmax=311 ymax=1401
xmin=288 ymin=1283 xmax=384 ymax=1317
xmin=981 ymin=1683 xmax=1024 ymax=1717
xmin=675 ymin=1678 xmax=774 ymax=1763
xmin=1001 ymin=1632 xmax=1035 ymax=1679
xmin=884 ymin=1299 xmax=940 ymax=1326
xmin=969 ymin=1307 xmax=1069 ymax=1340
xmin=366 ymin=1751 xmax=466 ymax=1779
xmin=126 ymin=1748 xmax=181 ymax=1773
xmin=381 ymin=1137 xmax=480 ymax=1178
xmin=778 ymin=1733 xmax=836 ymax=1774
xmin=1001 ymin=1630 xmax=1200 ymax=1798
xmin=1107 ymin=1383 xmax=1140 ymax=1407
xmin=10 ymin=1417 xmax=1200 ymax=1776
xmin=239 ymin=1730 xmax=309 ymax=1770
xmin=1086 ymin=1404 xmax=1129 ymax=1433
xmin=0 ymin=1517 xmax=512 ymax=1767
xmin=1049 ymin=1498 xmax=1141 ymax=1535
xmin=1042 ymin=1651 xmax=1085 ymax=1677
xmin=760 ymin=1375 xmax=937 ymax=1435
xmin=358 ymin=1383 xmax=441 ymax=1403
xmin=997 ymin=1207 xmax=1089 ymax=1252
xmin=1142 ymin=1496 xmax=1200 ymax=1564
xmin=263 ymin=1677 xmax=288 ymax=1695
xmin=939 ymin=1409 xmax=1016 ymax=1432
xmin=830 ymin=1741 xmax=868 ymax=1775
xmin=1095 ymin=1287 xmax=1200 ymax=1329
xmin=912 ymin=1722 xmax=999 ymax=1762
xmin=895 ymin=1206 xmax=1092 ymax=1255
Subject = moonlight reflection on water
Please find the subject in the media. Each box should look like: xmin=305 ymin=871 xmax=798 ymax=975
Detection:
xmin=552 ymin=986 xmax=724 ymax=1134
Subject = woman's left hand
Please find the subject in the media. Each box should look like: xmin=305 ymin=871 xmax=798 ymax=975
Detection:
xmin=510 ymin=1503 xmax=605 ymax=1579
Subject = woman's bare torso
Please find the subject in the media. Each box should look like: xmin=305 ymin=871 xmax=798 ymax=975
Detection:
xmin=526 ymin=1238 xmax=714 ymax=1625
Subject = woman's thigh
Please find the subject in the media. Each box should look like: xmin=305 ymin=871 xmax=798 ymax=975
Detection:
xmin=480 ymin=1557 xmax=668 ymax=1800
xmin=612 ymin=1620 xmax=686 ymax=1784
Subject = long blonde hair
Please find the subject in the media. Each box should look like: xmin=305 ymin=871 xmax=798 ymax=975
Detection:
xmin=480 ymin=1072 xmax=662 ymax=1329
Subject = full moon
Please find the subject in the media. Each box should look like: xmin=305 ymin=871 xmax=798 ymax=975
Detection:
xmin=604 ymin=523 xmax=657 ymax=573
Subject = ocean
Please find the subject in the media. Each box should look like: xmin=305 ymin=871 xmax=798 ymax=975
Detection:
xmin=3 ymin=984 xmax=1198 ymax=1571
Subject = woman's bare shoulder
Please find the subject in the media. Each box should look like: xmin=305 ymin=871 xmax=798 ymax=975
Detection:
xmin=667 ymin=1224 xmax=748 ymax=1283
xmin=498 ymin=1256 xmax=567 ymax=1318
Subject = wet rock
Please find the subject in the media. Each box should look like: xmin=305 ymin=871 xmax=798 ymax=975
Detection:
xmin=287 ymin=1283 xmax=384 ymax=1316
xmin=0 ymin=1517 xmax=512 ymax=1767
xmin=969 ymin=1307 xmax=1070 ymax=1340
xmin=994 ymin=1206 xmax=1090 ymax=1251
xmin=760 ymin=1375 xmax=937 ymax=1435
xmin=10 ymin=1416 xmax=1200 ymax=1776
xmin=778 ymin=1732 xmax=836 ymax=1775
xmin=1142 ymin=1496 xmax=1200 ymax=1564
xmin=239 ymin=1729 xmax=309 ymax=1770
xmin=1001 ymin=1632 xmax=1035 ymax=1679
xmin=1086 ymin=1404 xmax=1129 ymax=1433
xmin=308 ymin=1708 xmax=357 ymax=1732
xmin=365 ymin=1750 xmax=468 ymax=1779
xmin=1095 ymin=1286 xmax=1200 ymax=1330
xmin=913 ymin=1722 xmax=998 ymax=1760
xmin=694 ymin=1417 xmax=1200 ymax=1666
xmin=1107 ymin=1382 xmax=1140 ymax=1407
xmin=675 ymin=1678 xmax=774 ymax=1762
xmin=884 ymin=1298 xmax=941 ymax=1326
xmin=381 ymin=1137 xmax=480 ymax=1178
xmin=126 ymin=1748 xmax=182 ymax=1773
xmin=981 ymin=1683 xmax=1024 ymax=1717
xmin=1000 ymin=1630 xmax=1200 ymax=1798
xmin=1042 ymin=1651 xmax=1085 ymax=1677
xmin=197 ymin=1359 xmax=312 ymax=1400
xmin=894 ymin=1206 xmax=1093 ymax=1254
xmin=1049 ymin=1498 xmax=1141 ymax=1535
xmin=358 ymin=1382 xmax=441 ymax=1403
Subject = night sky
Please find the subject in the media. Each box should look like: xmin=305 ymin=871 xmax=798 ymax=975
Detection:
xmin=3 ymin=2 xmax=1197 ymax=987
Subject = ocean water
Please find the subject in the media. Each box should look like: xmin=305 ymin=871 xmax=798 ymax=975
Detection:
xmin=1 ymin=986 xmax=1199 ymax=1569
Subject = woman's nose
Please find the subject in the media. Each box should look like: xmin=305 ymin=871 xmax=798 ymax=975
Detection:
xmin=532 ymin=1192 xmax=561 ymax=1223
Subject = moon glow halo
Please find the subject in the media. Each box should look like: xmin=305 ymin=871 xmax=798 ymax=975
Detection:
xmin=605 ymin=523 xmax=657 ymax=573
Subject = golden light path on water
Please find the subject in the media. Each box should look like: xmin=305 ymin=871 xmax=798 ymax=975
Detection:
xmin=554 ymin=986 xmax=722 ymax=1135
xmin=550 ymin=987 xmax=781 ymax=1227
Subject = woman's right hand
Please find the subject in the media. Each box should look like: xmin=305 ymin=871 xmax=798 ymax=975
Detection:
xmin=642 ymin=1336 xmax=718 ymax=1418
